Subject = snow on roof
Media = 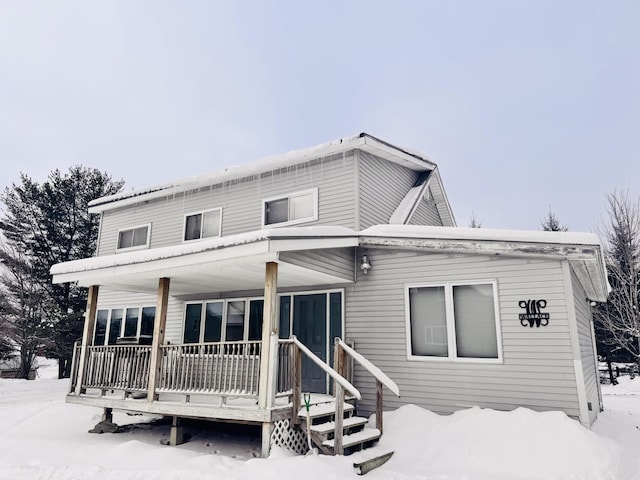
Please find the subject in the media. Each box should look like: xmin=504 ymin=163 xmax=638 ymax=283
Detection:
xmin=360 ymin=224 xmax=601 ymax=247
xmin=389 ymin=184 xmax=425 ymax=225
xmin=88 ymin=133 xmax=435 ymax=213
xmin=50 ymin=226 xmax=358 ymax=276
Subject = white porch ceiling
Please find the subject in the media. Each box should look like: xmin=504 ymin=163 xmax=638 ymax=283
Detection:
xmin=71 ymin=253 xmax=353 ymax=296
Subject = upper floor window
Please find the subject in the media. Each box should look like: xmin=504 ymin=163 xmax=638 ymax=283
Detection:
xmin=184 ymin=208 xmax=222 ymax=241
xmin=405 ymin=281 xmax=502 ymax=362
xmin=116 ymin=224 xmax=150 ymax=252
xmin=262 ymin=188 xmax=318 ymax=227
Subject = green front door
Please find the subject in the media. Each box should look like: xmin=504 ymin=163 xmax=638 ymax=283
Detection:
xmin=293 ymin=293 xmax=328 ymax=393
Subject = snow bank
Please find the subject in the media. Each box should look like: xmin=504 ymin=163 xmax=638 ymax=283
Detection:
xmin=372 ymin=404 xmax=620 ymax=480
xmin=0 ymin=367 xmax=633 ymax=480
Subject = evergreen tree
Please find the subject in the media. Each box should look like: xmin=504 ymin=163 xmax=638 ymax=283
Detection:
xmin=469 ymin=211 xmax=482 ymax=228
xmin=0 ymin=166 xmax=124 ymax=378
xmin=541 ymin=207 xmax=568 ymax=232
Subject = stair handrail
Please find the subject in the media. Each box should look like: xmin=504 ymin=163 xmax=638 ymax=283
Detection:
xmin=336 ymin=338 xmax=400 ymax=397
xmin=291 ymin=336 xmax=361 ymax=400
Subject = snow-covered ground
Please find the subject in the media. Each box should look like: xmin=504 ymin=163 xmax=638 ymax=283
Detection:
xmin=0 ymin=358 xmax=638 ymax=480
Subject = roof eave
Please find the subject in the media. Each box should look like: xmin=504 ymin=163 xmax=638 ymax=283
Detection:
xmin=87 ymin=133 xmax=436 ymax=214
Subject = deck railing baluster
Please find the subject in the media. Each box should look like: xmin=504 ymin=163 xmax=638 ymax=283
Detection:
xmin=77 ymin=341 xmax=265 ymax=401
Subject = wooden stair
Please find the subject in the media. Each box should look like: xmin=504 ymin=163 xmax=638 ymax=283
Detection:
xmin=298 ymin=400 xmax=381 ymax=456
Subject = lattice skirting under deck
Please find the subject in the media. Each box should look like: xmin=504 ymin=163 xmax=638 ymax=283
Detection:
xmin=270 ymin=419 xmax=309 ymax=455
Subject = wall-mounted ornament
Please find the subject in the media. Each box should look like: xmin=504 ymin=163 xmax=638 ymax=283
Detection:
xmin=519 ymin=299 xmax=549 ymax=328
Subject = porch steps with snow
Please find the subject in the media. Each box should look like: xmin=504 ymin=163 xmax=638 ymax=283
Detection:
xmin=298 ymin=400 xmax=381 ymax=456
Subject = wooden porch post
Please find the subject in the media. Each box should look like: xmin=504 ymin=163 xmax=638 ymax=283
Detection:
xmin=75 ymin=285 xmax=99 ymax=395
xmin=258 ymin=262 xmax=279 ymax=458
xmin=258 ymin=262 xmax=279 ymax=410
xmin=148 ymin=277 xmax=170 ymax=403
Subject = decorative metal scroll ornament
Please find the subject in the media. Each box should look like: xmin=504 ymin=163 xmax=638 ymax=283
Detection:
xmin=519 ymin=300 xmax=549 ymax=327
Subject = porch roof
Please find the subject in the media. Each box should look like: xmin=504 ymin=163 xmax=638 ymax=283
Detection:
xmin=51 ymin=225 xmax=609 ymax=301
xmin=360 ymin=225 xmax=609 ymax=302
xmin=51 ymin=226 xmax=358 ymax=295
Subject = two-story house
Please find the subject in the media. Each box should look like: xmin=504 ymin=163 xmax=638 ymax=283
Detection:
xmin=51 ymin=133 xmax=607 ymax=457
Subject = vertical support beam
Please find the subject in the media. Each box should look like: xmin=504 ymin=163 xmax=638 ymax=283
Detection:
xmin=101 ymin=407 xmax=113 ymax=423
xmin=75 ymin=285 xmax=99 ymax=396
xmin=258 ymin=262 xmax=279 ymax=410
xmin=261 ymin=422 xmax=274 ymax=458
xmin=258 ymin=262 xmax=278 ymax=458
xmin=170 ymin=416 xmax=184 ymax=446
xmin=292 ymin=342 xmax=302 ymax=425
xmin=333 ymin=340 xmax=345 ymax=455
xmin=376 ymin=380 xmax=383 ymax=435
xmin=148 ymin=277 xmax=170 ymax=403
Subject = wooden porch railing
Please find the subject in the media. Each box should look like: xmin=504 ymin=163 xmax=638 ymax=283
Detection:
xmin=71 ymin=341 xmax=264 ymax=399
xmin=81 ymin=344 xmax=152 ymax=392
xmin=276 ymin=339 xmax=293 ymax=397
xmin=333 ymin=338 xmax=400 ymax=452
xmin=69 ymin=342 xmax=81 ymax=393
xmin=157 ymin=341 xmax=261 ymax=397
xmin=287 ymin=336 xmax=361 ymax=454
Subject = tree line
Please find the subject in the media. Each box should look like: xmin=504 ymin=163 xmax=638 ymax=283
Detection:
xmin=0 ymin=166 xmax=123 ymax=379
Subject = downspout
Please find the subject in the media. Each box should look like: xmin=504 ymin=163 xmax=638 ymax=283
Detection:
xmin=562 ymin=261 xmax=592 ymax=427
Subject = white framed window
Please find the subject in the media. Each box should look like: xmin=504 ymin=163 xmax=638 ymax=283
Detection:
xmin=116 ymin=224 xmax=151 ymax=252
xmin=183 ymin=297 xmax=264 ymax=344
xmin=94 ymin=305 xmax=156 ymax=345
xmin=405 ymin=281 xmax=502 ymax=363
xmin=183 ymin=208 xmax=222 ymax=242
xmin=262 ymin=188 xmax=318 ymax=227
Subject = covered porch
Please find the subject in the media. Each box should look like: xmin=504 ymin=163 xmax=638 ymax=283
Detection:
xmin=52 ymin=227 xmax=359 ymax=454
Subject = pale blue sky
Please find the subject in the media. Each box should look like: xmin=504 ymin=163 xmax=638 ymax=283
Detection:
xmin=1 ymin=1 xmax=638 ymax=232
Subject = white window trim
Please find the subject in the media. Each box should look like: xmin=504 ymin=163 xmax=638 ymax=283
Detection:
xmin=261 ymin=188 xmax=318 ymax=228
xmin=404 ymin=280 xmax=503 ymax=364
xmin=181 ymin=288 xmax=345 ymax=347
xmin=182 ymin=207 xmax=223 ymax=243
xmin=183 ymin=296 xmax=263 ymax=344
xmin=95 ymin=305 xmax=155 ymax=345
xmin=94 ymin=309 xmax=110 ymax=345
xmin=115 ymin=223 xmax=151 ymax=253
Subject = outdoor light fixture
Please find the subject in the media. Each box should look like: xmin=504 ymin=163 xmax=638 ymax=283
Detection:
xmin=360 ymin=254 xmax=371 ymax=274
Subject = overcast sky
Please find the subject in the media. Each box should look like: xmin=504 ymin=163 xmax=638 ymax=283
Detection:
xmin=0 ymin=1 xmax=638 ymax=233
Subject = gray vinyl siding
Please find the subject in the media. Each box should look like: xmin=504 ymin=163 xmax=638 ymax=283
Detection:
xmin=571 ymin=268 xmax=600 ymax=425
xmin=96 ymin=289 xmax=159 ymax=312
xmin=429 ymin=175 xmax=456 ymax=227
xmin=97 ymin=153 xmax=357 ymax=255
xmin=358 ymin=152 xmax=419 ymax=229
xmin=279 ymin=248 xmax=354 ymax=282
xmin=408 ymin=194 xmax=443 ymax=226
xmin=345 ymin=250 xmax=582 ymax=419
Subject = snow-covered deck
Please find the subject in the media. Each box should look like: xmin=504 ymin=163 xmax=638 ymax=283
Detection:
xmin=68 ymin=340 xmax=298 ymax=424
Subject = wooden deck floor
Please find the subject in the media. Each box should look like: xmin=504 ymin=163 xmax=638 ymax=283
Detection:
xmin=66 ymin=389 xmax=295 ymax=423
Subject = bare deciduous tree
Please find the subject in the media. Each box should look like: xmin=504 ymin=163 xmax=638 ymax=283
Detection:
xmin=594 ymin=190 xmax=640 ymax=371
xmin=0 ymin=242 xmax=52 ymax=379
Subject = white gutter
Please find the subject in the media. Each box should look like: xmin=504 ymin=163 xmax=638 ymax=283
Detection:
xmin=87 ymin=134 xmax=435 ymax=214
